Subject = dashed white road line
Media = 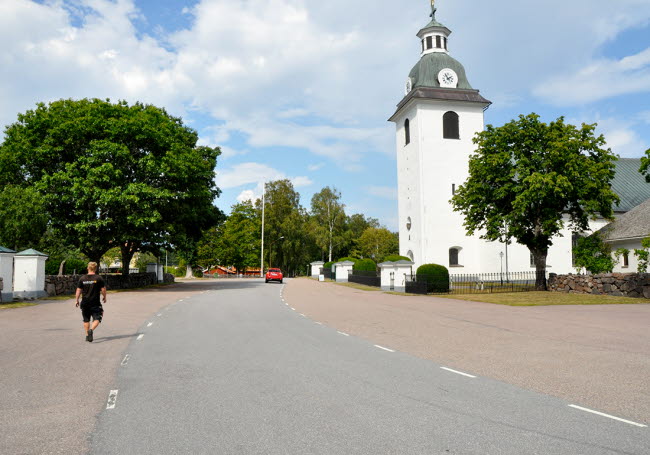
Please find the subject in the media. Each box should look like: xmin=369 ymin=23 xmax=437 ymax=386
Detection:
xmin=156 ymin=313 xmax=162 ymax=317
xmin=440 ymin=367 xmax=477 ymax=378
xmin=136 ymin=334 xmax=144 ymax=341
xmin=291 ymin=307 xmax=296 ymax=311
xmin=568 ymin=405 xmax=647 ymax=428
xmin=106 ymin=390 xmax=118 ymax=409
xmin=315 ymin=322 xmax=323 ymax=325
xmin=147 ymin=322 xmax=153 ymax=327
xmin=299 ymin=313 xmax=306 ymax=317
xmin=120 ymin=354 xmax=130 ymax=366
xmin=337 ymin=331 xmax=350 ymax=337
xmin=374 ymin=344 xmax=395 ymax=352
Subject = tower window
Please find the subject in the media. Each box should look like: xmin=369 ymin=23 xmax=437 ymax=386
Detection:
xmin=449 ymin=247 xmax=462 ymax=267
xmin=436 ymin=36 xmax=442 ymax=48
xmin=443 ymin=111 xmax=460 ymax=139
xmin=426 ymin=36 xmax=433 ymax=49
xmin=404 ymin=119 xmax=410 ymax=145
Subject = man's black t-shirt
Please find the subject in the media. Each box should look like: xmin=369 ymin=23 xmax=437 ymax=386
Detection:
xmin=77 ymin=274 xmax=105 ymax=307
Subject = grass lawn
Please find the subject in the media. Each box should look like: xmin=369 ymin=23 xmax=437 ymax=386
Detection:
xmin=437 ymin=291 xmax=650 ymax=306
xmin=0 ymin=302 xmax=38 ymax=309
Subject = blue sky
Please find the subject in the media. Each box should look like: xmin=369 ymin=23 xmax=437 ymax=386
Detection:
xmin=3 ymin=0 xmax=650 ymax=230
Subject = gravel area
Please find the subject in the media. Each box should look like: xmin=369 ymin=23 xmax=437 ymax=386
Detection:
xmin=284 ymin=278 xmax=650 ymax=424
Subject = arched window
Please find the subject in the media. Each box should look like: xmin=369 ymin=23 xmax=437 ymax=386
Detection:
xmin=407 ymin=250 xmax=414 ymax=261
xmin=443 ymin=111 xmax=459 ymax=139
xmin=404 ymin=119 xmax=410 ymax=145
xmin=449 ymin=247 xmax=461 ymax=266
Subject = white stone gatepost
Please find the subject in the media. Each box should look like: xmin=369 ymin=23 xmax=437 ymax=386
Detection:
xmin=378 ymin=260 xmax=415 ymax=292
xmin=0 ymin=246 xmax=16 ymax=302
xmin=146 ymin=263 xmax=164 ymax=283
xmin=334 ymin=261 xmax=355 ymax=283
xmin=310 ymin=261 xmax=324 ymax=278
xmin=13 ymin=249 xmax=49 ymax=299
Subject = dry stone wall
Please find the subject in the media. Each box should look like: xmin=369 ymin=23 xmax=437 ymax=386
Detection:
xmin=548 ymin=273 xmax=650 ymax=299
xmin=45 ymin=273 xmax=175 ymax=297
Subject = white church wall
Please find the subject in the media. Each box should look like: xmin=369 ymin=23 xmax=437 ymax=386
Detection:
xmin=608 ymin=239 xmax=642 ymax=273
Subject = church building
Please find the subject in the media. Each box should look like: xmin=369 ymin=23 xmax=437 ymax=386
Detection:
xmin=389 ymin=2 xmax=650 ymax=275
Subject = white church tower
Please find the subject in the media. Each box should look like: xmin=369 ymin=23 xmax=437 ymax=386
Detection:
xmin=389 ymin=1 xmax=491 ymax=271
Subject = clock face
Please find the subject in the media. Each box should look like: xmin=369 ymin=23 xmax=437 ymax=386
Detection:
xmin=438 ymin=68 xmax=458 ymax=88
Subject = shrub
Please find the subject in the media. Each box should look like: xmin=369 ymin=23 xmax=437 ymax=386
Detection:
xmin=354 ymin=258 xmax=377 ymax=272
xmin=416 ymin=263 xmax=450 ymax=293
xmin=45 ymin=257 xmax=89 ymax=275
xmin=336 ymin=257 xmax=359 ymax=265
xmin=323 ymin=261 xmax=335 ymax=270
xmin=382 ymin=255 xmax=412 ymax=263
xmin=574 ymin=234 xmax=614 ymax=274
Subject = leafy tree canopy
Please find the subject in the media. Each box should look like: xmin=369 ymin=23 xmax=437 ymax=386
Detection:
xmin=310 ymin=186 xmax=346 ymax=262
xmin=0 ymin=185 xmax=48 ymax=251
xmin=0 ymin=98 xmax=222 ymax=270
xmin=357 ymin=227 xmax=399 ymax=263
xmin=641 ymin=149 xmax=650 ymax=182
xmin=451 ymin=113 xmax=619 ymax=289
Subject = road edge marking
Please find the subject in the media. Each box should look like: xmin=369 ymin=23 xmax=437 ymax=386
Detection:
xmin=337 ymin=331 xmax=350 ymax=337
xmin=440 ymin=367 xmax=476 ymax=378
xmin=120 ymin=354 xmax=130 ymax=366
xmin=568 ymin=405 xmax=647 ymax=428
xmin=136 ymin=334 xmax=144 ymax=341
xmin=374 ymin=344 xmax=395 ymax=353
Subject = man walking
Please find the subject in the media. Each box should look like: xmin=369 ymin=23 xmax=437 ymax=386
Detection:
xmin=75 ymin=262 xmax=107 ymax=342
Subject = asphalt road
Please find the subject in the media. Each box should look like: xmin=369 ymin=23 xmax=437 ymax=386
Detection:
xmin=90 ymin=279 xmax=649 ymax=454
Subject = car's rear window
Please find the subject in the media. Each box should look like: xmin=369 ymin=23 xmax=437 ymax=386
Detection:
xmin=269 ymin=269 xmax=281 ymax=273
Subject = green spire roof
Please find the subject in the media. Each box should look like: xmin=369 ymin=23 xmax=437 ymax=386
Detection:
xmin=408 ymin=53 xmax=474 ymax=90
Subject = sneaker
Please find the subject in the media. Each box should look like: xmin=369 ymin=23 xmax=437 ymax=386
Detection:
xmin=85 ymin=332 xmax=90 ymax=342
xmin=88 ymin=329 xmax=93 ymax=343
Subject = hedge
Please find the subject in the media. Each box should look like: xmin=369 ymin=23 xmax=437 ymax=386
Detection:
xmin=382 ymin=255 xmax=412 ymax=263
xmin=354 ymin=258 xmax=377 ymax=272
xmin=336 ymin=257 xmax=359 ymax=265
xmin=416 ymin=263 xmax=450 ymax=293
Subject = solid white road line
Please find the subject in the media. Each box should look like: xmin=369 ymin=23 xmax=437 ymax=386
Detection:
xmin=120 ymin=354 xmax=130 ymax=366
xmin=440 ymin=367 xmax=476 ymax=378
xmin=147 ymin=322 xmax=153 ymax=327
xmin=568 ymin=405 xmax=647 ymax=428
xmin=374 ymin=344 xmax=395 ymax=352
xmin=106 ymin=390 xmax=118 ymax=409
xmin=136 ymin=334 xmax=144 ymax=341
xmin=338 ymin=331 xmax=350 ymax=337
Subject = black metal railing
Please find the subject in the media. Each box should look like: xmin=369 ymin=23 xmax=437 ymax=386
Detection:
xmin=320 ymin=267 xmax=334 ymax=281
xmin=406 ymin=271 xmax=544 ymax=295
xmin=348 ymin=270 xmax=381 ymax=288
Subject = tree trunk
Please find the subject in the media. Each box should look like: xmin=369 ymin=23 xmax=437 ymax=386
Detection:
xmin=120 ymin=242 xmax=138 ymax=277
xmin=185 ymin=264 xmax=195 ymax=279
xmin=531 ymin=248 xmax=548 ymax=291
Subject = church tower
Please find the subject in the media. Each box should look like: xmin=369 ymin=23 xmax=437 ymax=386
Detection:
xmin=389 ymin=1 xmax=491 ymax=271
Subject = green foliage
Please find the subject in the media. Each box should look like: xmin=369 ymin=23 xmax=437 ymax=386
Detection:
xmin=310 ymin=187 xmax=346 ymax=262
xmin=354 ymin=258 xmax=377 ymax=272
xmin=641 ymin=150 xmax=650 ymax=183
xmin=323 ymin=261 xmax=335 ymax=269
xmin=383 ymin=255 xmax=412 ymax=262
xmin=0 ymin=185 xmax=48 ymax=251
xmin=451 ymin=113 xmax=619 ymax=289
xmin=357 ymin=227 xmax=399 ymax=263
xmin=573 ymin=234 xmax=615 ymax=274
xmin=634 ymin=237 xmax=650 ymax=273
xmin=336 ymin=257 xmax=359 ymax=265
xmin=135 ymin=252 xmax=158 ymax=273
xmin=45 ymin=257 xmax=89 ymax=275
xmin=0 ymin=98 xmax=222 ymax=270
xmin=416 ymin=264 xmax=450 ymax=293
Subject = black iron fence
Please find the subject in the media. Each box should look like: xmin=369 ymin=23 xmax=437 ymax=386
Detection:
xmin=406 ymin=271 xmax=543 ymax=295
xmin=348 ymin=270 xmax=381 ymax=288
xmin=320 ymin=267 xmax=334 ymax=281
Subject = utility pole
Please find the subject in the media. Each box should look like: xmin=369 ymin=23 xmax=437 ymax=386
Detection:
xmin=260 ymin=186 xmax=265 ymax=278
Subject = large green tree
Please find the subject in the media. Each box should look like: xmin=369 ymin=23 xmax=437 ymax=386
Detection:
xmin=0 ymin=98 xmax=222 ymax=272
xmin=451 ymin=114 xmax=619 ymax=290
xmin=357 ymin=227 xmax=399 ymax=263
xmin=641 ymin=148 xmax=650 ymax=182
xmin=0 ymin=185 xmax=48 ymax=251
xmin=310 ymin=186 xmax=346 ymax=262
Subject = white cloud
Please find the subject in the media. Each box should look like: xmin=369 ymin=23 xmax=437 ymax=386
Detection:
xmin=569 ymin=114 xmax=648 ymax=157
xmin=291 ymin=176 xmax=313 ymax=187
xmin=308 ymin=162 xmax=325 ymax=171
xmin=534 ymin=48 xmax=650 ymax=105
xmin=216 ymin=162 xmax=285 ymax=189
xmin=366 ymin=185 xmax=397 ymax=200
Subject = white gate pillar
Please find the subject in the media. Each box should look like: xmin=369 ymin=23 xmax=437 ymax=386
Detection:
xmin=310 ymin=261 xmax=324 ymax=278
xmin=13 ymin=249 xmax=49 ymax=299
xmin=334 ymin=261 xmax=355 ymax=283
xmin=378 ymin=260 xmax=414 ymax=292
xmin=0 ymin=246 xmax=16 ymax=302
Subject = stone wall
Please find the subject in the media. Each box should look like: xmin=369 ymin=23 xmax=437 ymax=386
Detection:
xmin=548 ymin=273 xmax=650 ymax=299
xmin=45 ymin=273 xmax=175 ymax=297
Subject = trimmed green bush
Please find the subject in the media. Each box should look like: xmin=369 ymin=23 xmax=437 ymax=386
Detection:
xmin=354 ymin=258 xmax=377 ymax=272
xmin=45 ymin=258 xmax=90 ymax=275
xmin=323 ymin=261 xmax=335 ymax=269
xmin=416 ymin=263 xmax=450 ymax=293
xmin=382 ymin=255 xmax=412 ymax=263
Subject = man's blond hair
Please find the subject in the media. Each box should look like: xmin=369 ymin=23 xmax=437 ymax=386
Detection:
xmin=87 ymin=262 xmax=98 ymax=273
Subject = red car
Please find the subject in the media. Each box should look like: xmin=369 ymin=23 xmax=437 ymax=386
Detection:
xmin=265 ymin=268 xmax=283 ymax=283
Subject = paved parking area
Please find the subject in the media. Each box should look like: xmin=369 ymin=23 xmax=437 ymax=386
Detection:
xmin=284 ymin=279 xmax=650 ymax=424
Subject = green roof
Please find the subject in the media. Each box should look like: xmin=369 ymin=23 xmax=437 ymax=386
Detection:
xmin=408 ymin=52 xmax=474 ymax=90
xmin=611 ymin=158 xmax=650 ymax=212
xmin=16 ymin=249 xmax=48 ymax=257
xmin=0 ymin=246 xmax=16 ymax=253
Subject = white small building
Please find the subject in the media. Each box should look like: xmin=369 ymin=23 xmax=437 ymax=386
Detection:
xmin=389 ymin=3 xmax=650 ymax=275
xmin=13 ymin=249 xmax=49 ymax=299
xmin=0 ymin=246 xmax=16 ymax=302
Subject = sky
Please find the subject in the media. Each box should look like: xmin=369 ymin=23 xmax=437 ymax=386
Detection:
xmin=2 ymin=0 xmax=650 ymax=230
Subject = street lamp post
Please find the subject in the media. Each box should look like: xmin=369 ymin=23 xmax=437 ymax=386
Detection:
xmin=260 ymin=186 xmax=265 ymax=278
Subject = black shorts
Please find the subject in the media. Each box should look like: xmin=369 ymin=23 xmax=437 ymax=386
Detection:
xmin=81 ymin=304 xmax=103 ymax=323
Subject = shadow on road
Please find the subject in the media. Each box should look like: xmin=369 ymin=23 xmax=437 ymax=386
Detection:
xmin=93 ymin=333 xmax=139 ymax=344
